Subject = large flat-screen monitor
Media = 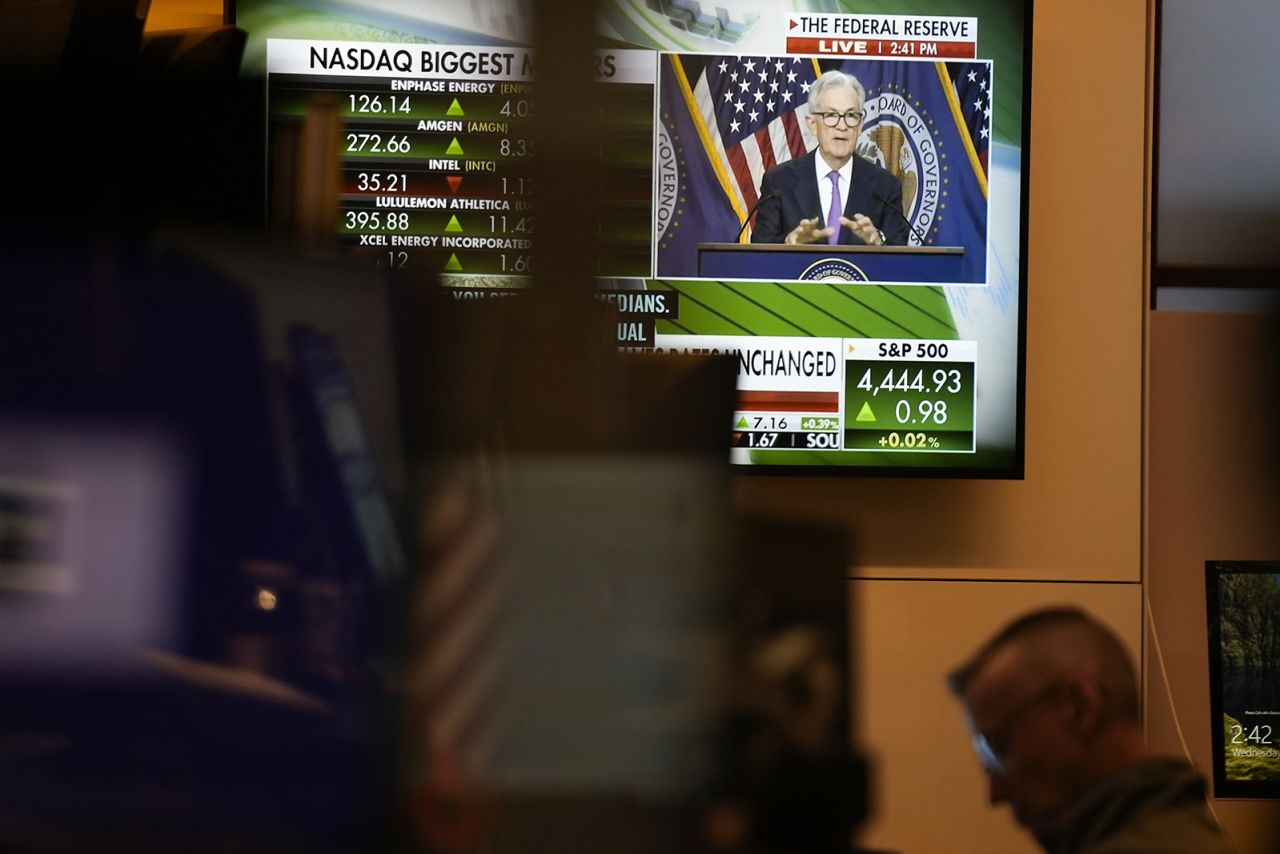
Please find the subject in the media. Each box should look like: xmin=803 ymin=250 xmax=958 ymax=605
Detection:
xmin=235 ymin=0 xmax=1031 ymax=477
xmin=1206 ymin=560 xmax=1280 ymax=798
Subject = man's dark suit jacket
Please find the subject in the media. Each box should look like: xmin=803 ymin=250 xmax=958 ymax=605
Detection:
xmin=750 ymin=150 xmax=909 ymax=246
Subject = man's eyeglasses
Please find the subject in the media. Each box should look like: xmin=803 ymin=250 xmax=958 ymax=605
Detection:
xmin=816 ymin=110 xmax=865 ymax=127
xmin=970 ymin=683 xmax=1065 ymax=775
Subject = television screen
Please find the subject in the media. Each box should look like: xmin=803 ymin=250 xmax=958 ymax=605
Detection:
xmin=236 ymin=0 xmax=1030 ymax=477
xmin=1206 ymin=560 xmax=1280 ymax=798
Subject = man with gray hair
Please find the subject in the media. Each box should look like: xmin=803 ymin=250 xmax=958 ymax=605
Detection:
xmin=948 ymin=607 xmax=1231 ymax=853
xmin=750 ymin=69 xmax=908 ymax=246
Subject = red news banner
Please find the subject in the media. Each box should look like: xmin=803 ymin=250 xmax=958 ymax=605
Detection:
xmin=785 ymin=13 xmax=978 ymax=59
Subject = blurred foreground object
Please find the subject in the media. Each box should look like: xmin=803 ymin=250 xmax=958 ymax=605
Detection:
xmin=0 ymin=233 xmax=393 ymax=852
xmin=388 ymin=289 xmax=865 ymax=853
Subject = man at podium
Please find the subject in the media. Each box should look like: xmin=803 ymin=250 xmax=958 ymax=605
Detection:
xmin=750 ymin=70 xmax=909 ymax=248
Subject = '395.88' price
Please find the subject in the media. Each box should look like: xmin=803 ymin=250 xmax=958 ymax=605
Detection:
xmin=344 ymin=211 xmax=410 ymax=231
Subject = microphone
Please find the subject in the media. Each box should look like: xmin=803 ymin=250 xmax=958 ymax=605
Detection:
xmin=873 ymin=191 xmax=929 ymax=245
xmin=735 ymin=190 xmax=780 ymax=242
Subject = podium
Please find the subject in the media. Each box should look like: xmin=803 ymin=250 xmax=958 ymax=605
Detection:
xmin=696 ymin=243 xmax=965 ymax=283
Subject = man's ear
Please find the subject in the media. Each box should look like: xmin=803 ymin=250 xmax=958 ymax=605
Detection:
xmin=1060 ymin=677 xmax=1105 ymax=735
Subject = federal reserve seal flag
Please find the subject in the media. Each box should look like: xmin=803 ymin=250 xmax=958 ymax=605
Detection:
xmin=846 ymin=57 xmax=991 ymax=285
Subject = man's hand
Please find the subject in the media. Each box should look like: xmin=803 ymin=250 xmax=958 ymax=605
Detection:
xmin=843 ymin=214 xmax=884 ymax=246
xmin=784 ymin=217 xmax=835 ymax=245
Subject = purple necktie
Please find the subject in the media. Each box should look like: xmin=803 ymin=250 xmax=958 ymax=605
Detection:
xmin=826 ymin=170 xmax=841 ymax=245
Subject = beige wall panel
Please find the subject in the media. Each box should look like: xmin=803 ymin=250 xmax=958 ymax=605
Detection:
xmin=851 ymin=579 xmax=1141 ymax=854
xmin=1147 ymin=311 xmax=1280 ymax=853
xmin=735 ymin=0 xmax=1147 ymax=584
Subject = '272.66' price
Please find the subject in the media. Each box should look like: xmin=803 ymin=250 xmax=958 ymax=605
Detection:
xmin=346 ymin=133 xmax=411 ymax=154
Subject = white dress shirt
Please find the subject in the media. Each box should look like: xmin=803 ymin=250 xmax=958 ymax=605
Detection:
xmin=814 ymin=155 xmax=853 ymax=227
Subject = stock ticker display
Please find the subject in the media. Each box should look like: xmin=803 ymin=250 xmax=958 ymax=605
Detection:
xmin=267 ymin=43 xmax=653 ymax=281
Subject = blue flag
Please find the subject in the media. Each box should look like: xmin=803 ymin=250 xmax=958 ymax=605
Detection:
xmin=654 ymin=54 xmax=745 ymax=278
xmin=947 ymin=61 xmax=992 ymax=176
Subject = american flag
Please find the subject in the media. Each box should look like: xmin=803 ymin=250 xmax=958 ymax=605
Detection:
xmin=947 ymin=61 xmax=992 ymax=176
xmin=410 ymin=473 xmax=511 ymax=783
xmin=681 ymin=54 xmax=821 ymax=220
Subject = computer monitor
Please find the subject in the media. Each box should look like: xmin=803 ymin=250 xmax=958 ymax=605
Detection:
xmin=235 ymin=0 xmax=1031 ymax=478
xmin=1205 ymin=560 xmax=1280 ymax=798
